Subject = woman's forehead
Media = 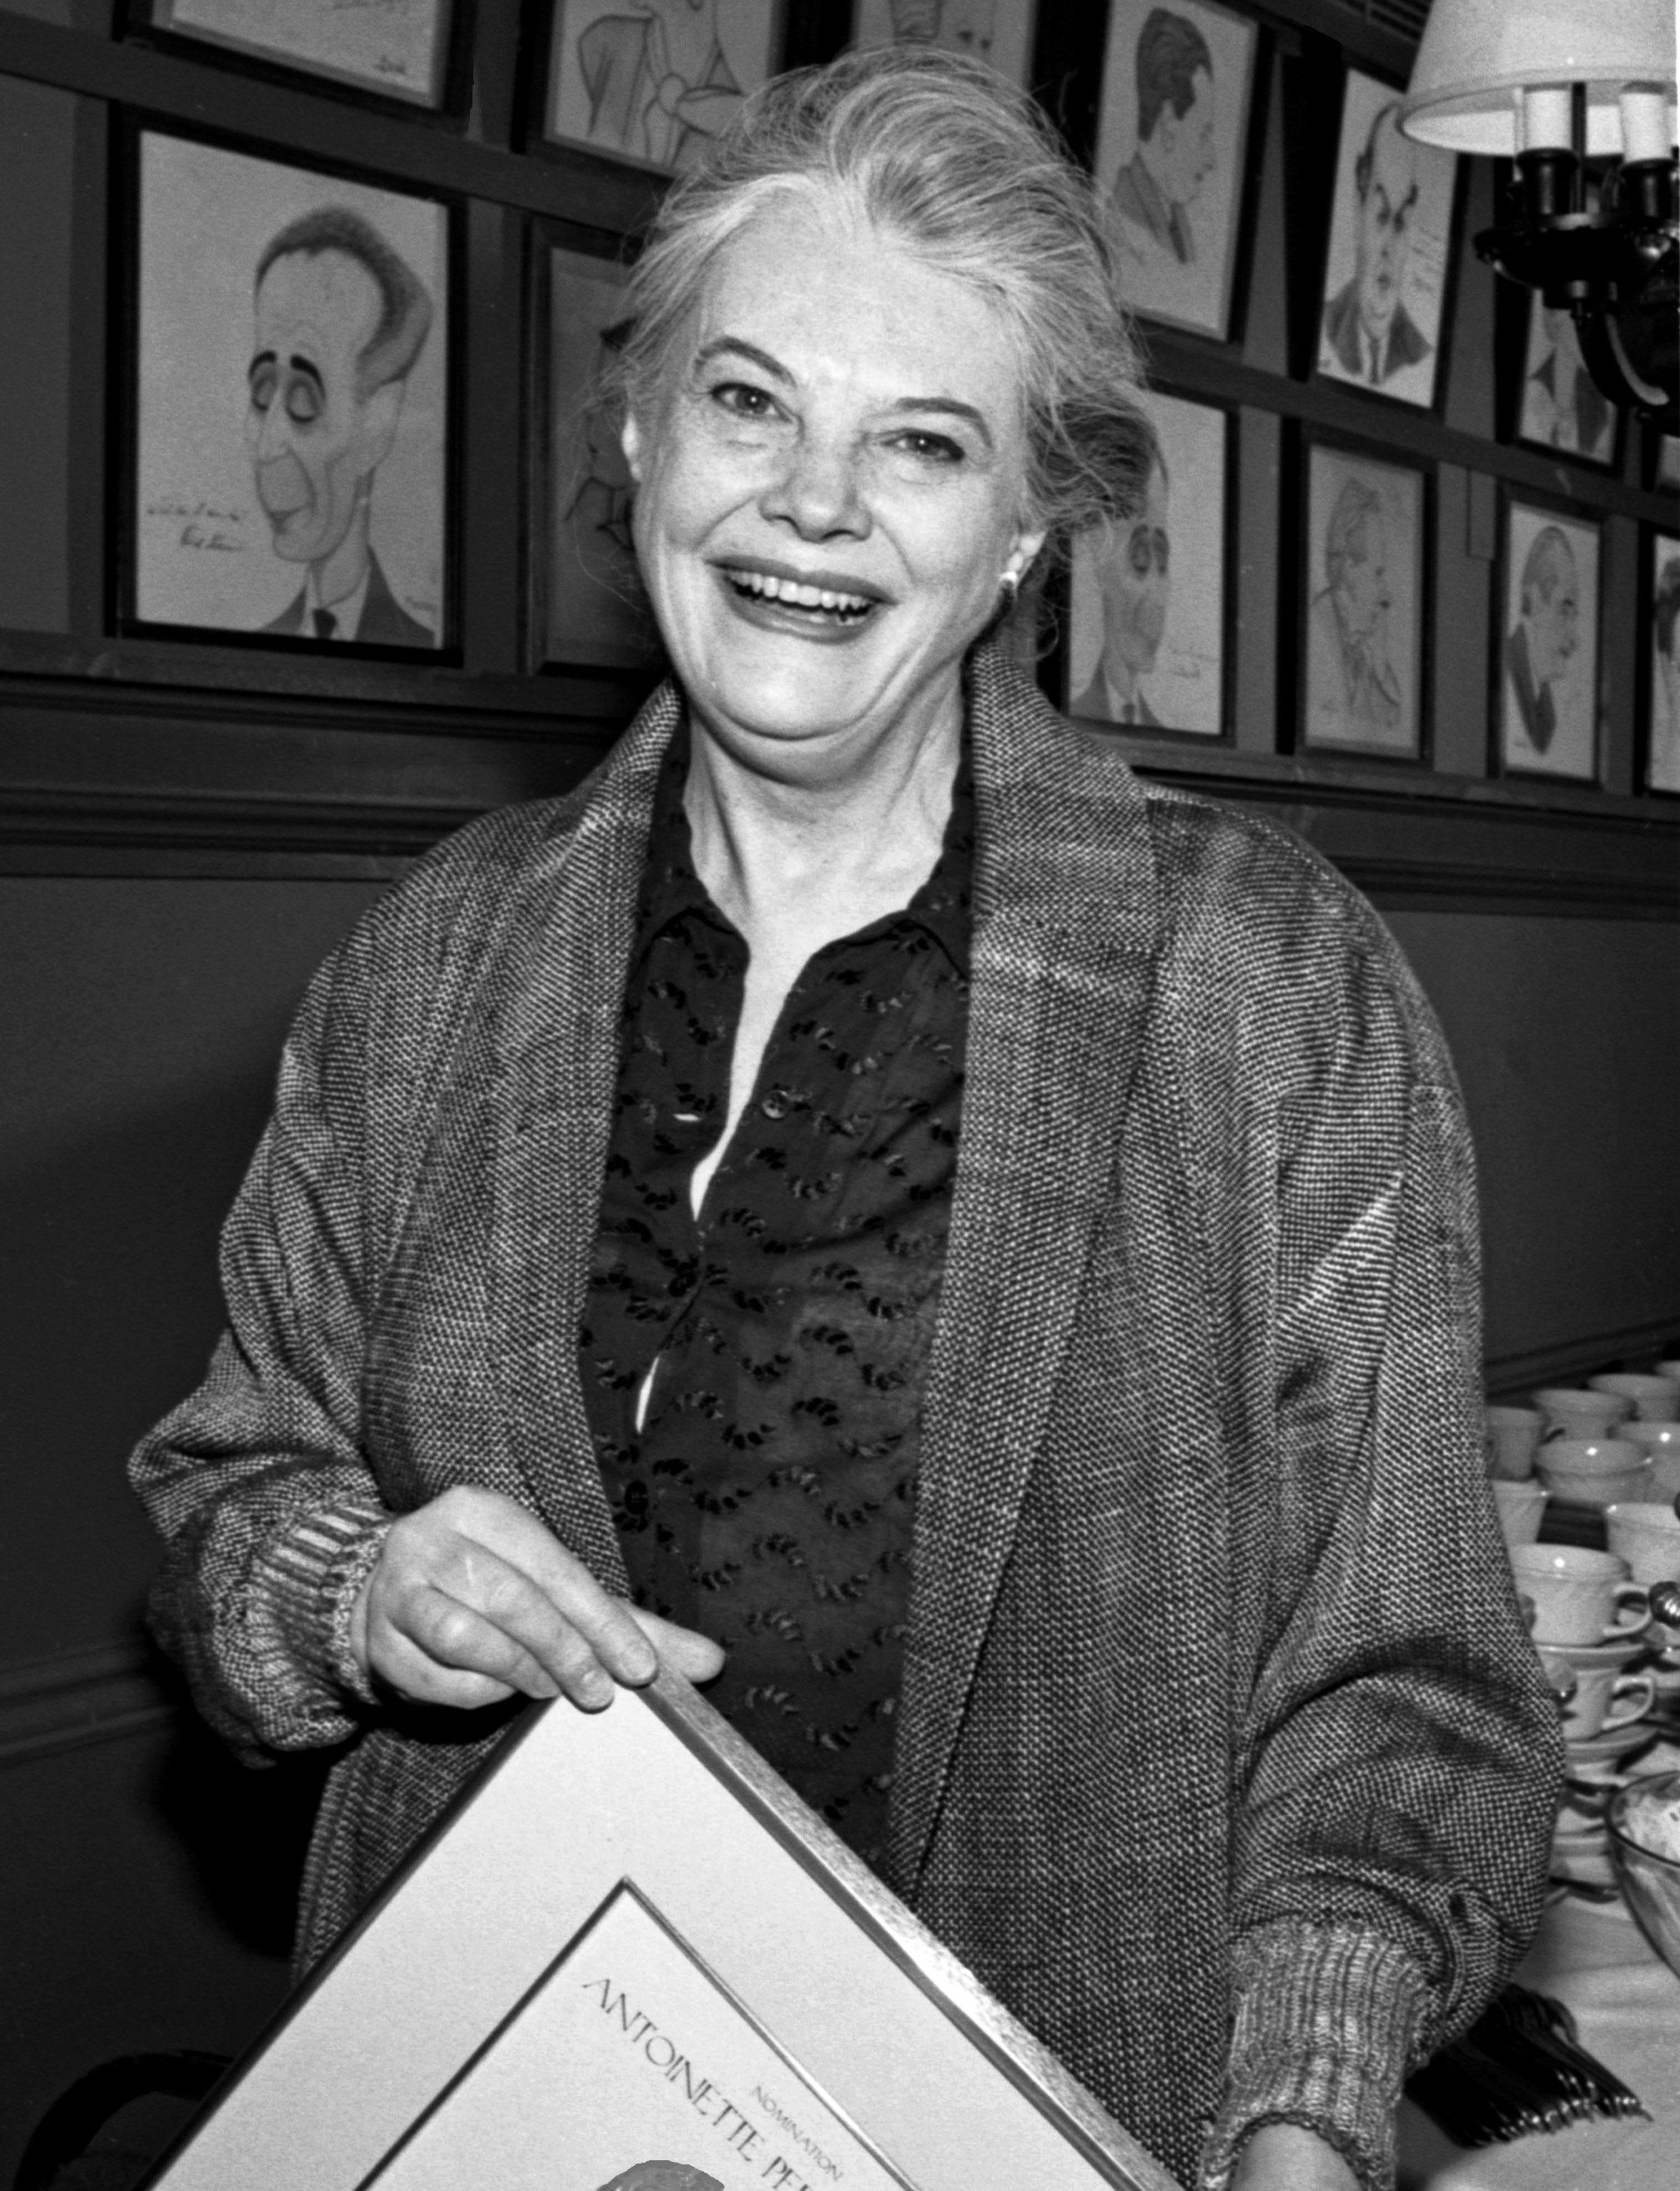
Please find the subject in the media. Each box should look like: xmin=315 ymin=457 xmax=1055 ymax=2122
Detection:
xmin=679 ymin=192 xmax=1025 ymax=407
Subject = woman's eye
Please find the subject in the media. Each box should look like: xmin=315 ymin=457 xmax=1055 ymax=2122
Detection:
xmin=711 ymin=382 xmax=778 ymax=420
xmin=890 ymin=430 xmax=964 ymax=466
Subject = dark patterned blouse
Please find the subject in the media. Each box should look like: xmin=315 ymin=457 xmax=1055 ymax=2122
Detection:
xmin=580 ymin=725 xmax=971 ymax=1872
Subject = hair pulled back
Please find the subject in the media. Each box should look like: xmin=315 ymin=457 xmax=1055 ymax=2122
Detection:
xmin=610 ymin=47 xmax=1155 ymax=554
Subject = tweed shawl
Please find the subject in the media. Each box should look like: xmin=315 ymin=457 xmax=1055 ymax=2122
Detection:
xmin=131 ymin=645 xmax=1559 ymax=2191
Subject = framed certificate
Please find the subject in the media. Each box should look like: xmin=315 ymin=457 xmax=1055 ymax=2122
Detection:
xmin=142 ymin=1673 xmax=1174 ymax=2190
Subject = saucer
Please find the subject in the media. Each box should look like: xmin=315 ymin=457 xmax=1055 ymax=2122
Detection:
xmin=1564 ymin=1719 xmax=1661 ymax=1767
xmin=1534 ymin=1630 xmax=1648 ymax=1669
xmin=1550 ymin=1832 xmax=1617 ymax=1890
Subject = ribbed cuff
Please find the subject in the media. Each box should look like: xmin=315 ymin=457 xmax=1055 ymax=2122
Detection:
xmin=1199 ymin=1922 xmax=1426 ymax=2191
xmin=255 ymin=1495 xmax=391 ymax=1712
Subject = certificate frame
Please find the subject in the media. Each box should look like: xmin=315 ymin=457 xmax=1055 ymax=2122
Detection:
xmin=140 ymin=1672 xmax=1175 ymax=2191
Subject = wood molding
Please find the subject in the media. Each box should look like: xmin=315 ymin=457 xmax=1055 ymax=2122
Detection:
xmin=0 ymin=1640 xmax=173 ymax=1769
xmin=1485 ymin=1318 xmax=1680 ymax=1400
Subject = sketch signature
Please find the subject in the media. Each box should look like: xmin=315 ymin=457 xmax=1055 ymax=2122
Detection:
xmin=147 ymin=497 xmax=246 ymax=552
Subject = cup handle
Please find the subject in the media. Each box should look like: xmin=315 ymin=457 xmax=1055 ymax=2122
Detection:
xmin=1602 ymin=1674 xmax=1657 ymax=1731
xmin=1603 ymin=1585 xmax=1652 ymax=1640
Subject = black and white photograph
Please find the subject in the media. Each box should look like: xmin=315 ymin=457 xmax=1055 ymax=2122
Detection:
xmin=544 ymin=0 xmax=783 ymax=171
xmin=1069 ymin=387 xmax=1227 ymax=736
xmin=1648 ymin=531 xmax=1680 ymax=794
xmin=1516 ymin=293 xmax=1622 ymax=469
xmin=1498 ymin=497 xmax=1600 ymax=782
xmin=1091 ymin=0 xmax=1258 ymax=340
xmin=131 ymin=131 xmax=448 ymax=647
xmin=137 ymin=0 xmax=458 ymax=106
xmin=544 ymin=244 xmax=660 ymax=669
xmin=1301 ymin=441 xmax=1425 ymax=759
xmin=852 ymin=0 xmax=1035 ymax=85
xmin=1316 ymin=67 xmax=1457 ymax=410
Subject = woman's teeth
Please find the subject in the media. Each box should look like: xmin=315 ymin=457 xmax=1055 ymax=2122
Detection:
xmin=729 ymin=569 xmax=873 ymax=618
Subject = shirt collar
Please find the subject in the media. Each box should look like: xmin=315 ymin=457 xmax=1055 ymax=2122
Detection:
xmin=631 ymin=716 xmax=974 ymax=977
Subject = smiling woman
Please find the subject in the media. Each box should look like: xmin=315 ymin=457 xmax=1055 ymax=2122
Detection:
xmin=130 ymin=47 xmax=1558 ymax=2191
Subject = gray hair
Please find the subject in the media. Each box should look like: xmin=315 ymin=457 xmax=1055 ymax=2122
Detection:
xmin=608 ymin=48 xmax=1154 ymax=558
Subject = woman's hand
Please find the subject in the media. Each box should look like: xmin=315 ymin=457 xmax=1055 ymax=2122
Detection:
xmin=350 ymin=1486 xmax=725 ymax=1712
xmin=1230 ymin=2123 xmax=1359 ymax=2190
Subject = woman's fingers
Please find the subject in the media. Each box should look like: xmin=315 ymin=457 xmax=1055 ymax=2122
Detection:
xmin=631 ymin=1608 xmax=729 ymax=1685
xmin=354 ymin=1486 xmax=724 ymax=1712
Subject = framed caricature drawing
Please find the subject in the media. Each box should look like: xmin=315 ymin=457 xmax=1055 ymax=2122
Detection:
xmin=129 ymin=129 xmax=450 ymax=651
xmin=1315 ymin=67 xmax=1457 ymax=411
xmin=541 ymin=243 xmax=660 ymax=670
xmin=141 ymin=1674 xmax=1174 ymax=2191
xmin=1514 ymin=292 xmax=1622 ymax=470
xmin=1069 ymin=387 xmax=1228 ymax=738
xmin=1497 ymin=497 xmax=1600 ymax=784
xmin=1646 ymin=531 xmax=1680 ymax=794
xmin=136 ymin=0 xmax=461 ymax=109
xmin=543 ymin=0 xmax=783 ymax=173
xmin=1300 ymin=440 xmax=1426 ymax=760
xmin=851 ymin=0 xmax=1036 ymax=86
xmin=1092 ymin=0 xmax=1258 ymax=341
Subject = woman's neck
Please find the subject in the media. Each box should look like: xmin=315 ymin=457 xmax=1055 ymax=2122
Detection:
xmin=682 ymin=681 xmax=963 ymax=950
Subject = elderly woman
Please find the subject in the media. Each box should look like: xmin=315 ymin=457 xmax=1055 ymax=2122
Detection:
xmin=131 ymin=49 xmax=1556 ymax=2191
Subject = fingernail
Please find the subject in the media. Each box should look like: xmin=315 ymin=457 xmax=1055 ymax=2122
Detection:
xmin=580 ymin=1669 xmax=614 ymax=1709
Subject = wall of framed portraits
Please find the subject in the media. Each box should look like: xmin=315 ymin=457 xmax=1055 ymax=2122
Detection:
xmin=0 ymin=0 xmax=1674 ymax=2171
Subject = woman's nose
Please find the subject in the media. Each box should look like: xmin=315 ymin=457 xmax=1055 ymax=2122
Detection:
xmin=759 ymin=433 xmax=869 ymax=540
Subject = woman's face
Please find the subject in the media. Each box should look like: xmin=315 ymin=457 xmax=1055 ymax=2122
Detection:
xmin=623 ymin=194 xmax=1045 ymax=764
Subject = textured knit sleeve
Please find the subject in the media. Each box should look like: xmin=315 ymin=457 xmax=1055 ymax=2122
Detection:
xmin=1198 ymin=909 xmax=1561 ymax=2191
xmin=129 ymin=933 xmax=394 ymax=1762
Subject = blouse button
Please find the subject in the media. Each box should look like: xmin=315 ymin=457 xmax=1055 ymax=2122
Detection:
xmin=759 ymin=1088 xmax=791 ymax=1120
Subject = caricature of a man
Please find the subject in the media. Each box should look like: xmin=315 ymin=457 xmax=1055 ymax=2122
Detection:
xmin=1073 ymin=448 xmax=1170 ymax=726
xmin=1307 ymin=476 xmax=1404 ymax=742
xmin=247 ymin=208 xmax=434 ymax=646
xmin=1321 ymin=101 xmax=1431 ymax=388
xmin=1109 ymin=9 xmax=1218 ymax=270
xmin=1505 ymin=526 xmax=1579 ymax=757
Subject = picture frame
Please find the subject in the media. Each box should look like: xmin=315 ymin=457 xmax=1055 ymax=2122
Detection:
xmin=1091 ymin=0 xmax=1259 ymax=343
xmin=126 ymin=126 xmax=453 ymax=654
xmin=1495 ymin=493 xmax=1601 ymax=784
xmin=1299 ymin=436 xmax=1428 ymax=762
xmin=131 ymin=0 xmax=465 ymax=112
xmin=1514 ymin=290 xmax=1623 ymax=471
xmin=1314 ymin=65 xmax=1458 ymax=413
xmin=1068 ymin=386 xmax=1231 ymax=739
xmin=849 ymin=0 xmax=1037 ymax=89
xmin=141 ymin=1673 xmax=1174 ymax=2190
xmin=1644 ymin=529 xmax=1680 ymax=794
xmin=541 ymin=0 xmax=785 ymax=174
xmin=126 ymin=126 xmax=453 ymax=652
xmin=537 ymin=237 xmax=661 ymax=671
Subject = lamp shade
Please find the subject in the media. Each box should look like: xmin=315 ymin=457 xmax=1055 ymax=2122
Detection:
xmin=1400 ymin=0 xmax=1678 ymax=156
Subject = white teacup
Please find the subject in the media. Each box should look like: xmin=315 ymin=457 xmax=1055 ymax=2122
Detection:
xmin=1618 ymin=1420 xmax=1680 ymax=1499
xmin=1509 ymin=1544 xmax=1651 ymax=1646
xmin=1538 ymin=1645 xmax=1656 ymax=1739
xmin=1590 ymin=1372 xmax=1680 ymax=1422
xmin=1604 ymin=1501 xmax=1680 ymax=1587
xmin=1492 ymin=1477 xmax=1547 ymax=1546
xmin=1534 ymin=1387 xmax=1633 ymax=1442
xmin=1536 ymin=1442 xmax=1653 ymax=1510
xmin=1485 ymin=1404 xmax=1544 ymax=1481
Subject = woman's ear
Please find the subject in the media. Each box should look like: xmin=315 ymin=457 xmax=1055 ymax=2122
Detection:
xmin=621 ymin=412 xmax=645 ymax=484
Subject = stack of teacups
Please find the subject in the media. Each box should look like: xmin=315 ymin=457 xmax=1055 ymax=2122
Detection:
xmin=1589 ymin=1370 xmax=1680 ymax=1422
xmin=1604 ymin=1501 xmax=1680 ymax=1715
xmin=1619 ymin=1420 xmax=1680 ymax=1502
xmin=1530 ymin=1385 xmax=1653 ymax=1524
xmin=1512 ymin=1546 xmax=1659 ymax=1883
xmin=1485 ymin=1402 xmax=1548 ymax=1550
